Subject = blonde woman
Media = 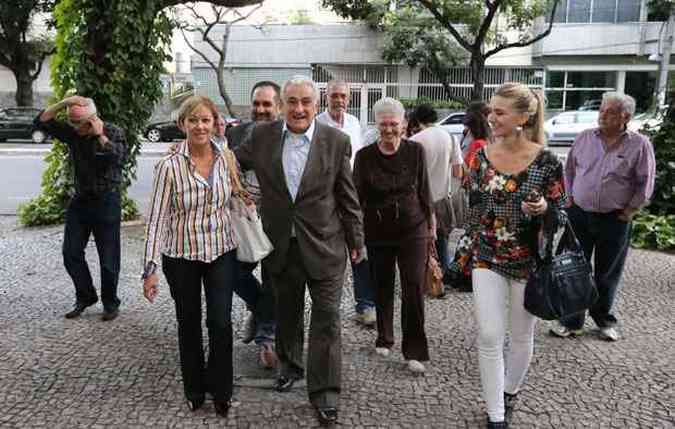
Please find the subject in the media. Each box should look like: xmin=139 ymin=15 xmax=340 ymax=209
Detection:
xmin=142 ymin=96 xmax=237 ymax=418
xmin=451 ymin=83 xmax=567 ymax=428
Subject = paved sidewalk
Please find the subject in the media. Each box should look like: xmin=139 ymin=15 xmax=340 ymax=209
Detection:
xmin=0 ymin=217 xmax=673 ymax=428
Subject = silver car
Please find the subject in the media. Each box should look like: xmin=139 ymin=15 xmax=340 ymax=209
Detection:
xmin=544 ymin=111 xmax=598 ymax=145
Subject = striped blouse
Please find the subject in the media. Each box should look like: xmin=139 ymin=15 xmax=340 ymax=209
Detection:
xmin=143 ymin=140 xmax=237 ymax=268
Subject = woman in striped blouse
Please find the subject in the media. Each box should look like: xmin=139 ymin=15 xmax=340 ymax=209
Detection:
xmin=142 ymin=95 xmax=238 ymax=418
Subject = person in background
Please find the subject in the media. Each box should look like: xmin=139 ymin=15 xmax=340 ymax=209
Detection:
xmin=463 ymin=108 xmax=492 ymax=165
xmin=213 ymin=115 xmax=227 ymax=147
xmin=316 ymin=79 xmax=376 ymax=327
xmin=460 ymin=101 xmax=491 ymax=156
xmin=550 ymin=92 xmax=655 ymax=342
xmin=142 ymin=95 xmax=237 ymax=418
xmin=34 ymin=95 xmax=126 ymax=321
xmin=353 ymin=97 xmax=433 ymax=374
xmin=225 ymin=81 xmax=282 ymax=369
xmin=409 ymin=104 xmax=463 ymax=295
xmin=450 ymin=83 xmax=567 ymax=428
xmin=234 ymin=76 xmax=365 ymax=426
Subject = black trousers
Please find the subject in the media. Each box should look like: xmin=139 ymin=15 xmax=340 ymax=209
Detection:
xmin=62 ymin=192 xmax=121 ymax=311
xmin=561 ymin=205 xmax=633 ymax=329
xmin=271 ymin=239 xmax=344 ymax=408
xmin=162 ymin=251 xmax=237 ymax=402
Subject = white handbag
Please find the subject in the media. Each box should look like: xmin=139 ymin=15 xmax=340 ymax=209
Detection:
xmin=225 ymin=150 xmax=274 ymax=263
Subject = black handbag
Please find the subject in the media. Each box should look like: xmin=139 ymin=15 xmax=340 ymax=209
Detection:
xmin=524 ymin=220 xmax=598 ymax=320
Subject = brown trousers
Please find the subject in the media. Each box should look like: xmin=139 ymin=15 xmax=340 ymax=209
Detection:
xmin=368 ymin=238 xmax=430 ymax=361
xmin=271 ymin=239 xmax=345 ymax=408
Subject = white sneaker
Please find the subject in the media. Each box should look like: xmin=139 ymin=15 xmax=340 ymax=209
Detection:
xmin=375 ymin=347 xmax=390 ymax=357
xmin=407 ymin=360 xmax=425 ymax=373
xmin=549 ymin=324 xmax=584 ymax=338
xmin=357 ymin=307 xmax=376 ymax=326
xmin=599 ymin=326 xmax=619 ymax=341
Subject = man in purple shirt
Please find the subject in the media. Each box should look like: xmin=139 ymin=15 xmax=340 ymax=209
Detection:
xmin=550 ymin=92 xmax=655 ymax=342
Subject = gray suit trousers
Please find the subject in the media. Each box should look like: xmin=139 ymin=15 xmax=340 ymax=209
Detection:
xmin=272 ymin=239 xmax=344 ymax=407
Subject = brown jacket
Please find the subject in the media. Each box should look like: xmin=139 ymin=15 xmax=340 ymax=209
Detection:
xmin=234 ymin=119 xmax=364 ymax=279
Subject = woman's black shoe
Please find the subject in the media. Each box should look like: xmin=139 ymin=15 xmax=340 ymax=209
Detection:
xmin=186 ymin=396 xmax=205 ymax=412
xmin=214 ymin=399 xmax=231 ymax=417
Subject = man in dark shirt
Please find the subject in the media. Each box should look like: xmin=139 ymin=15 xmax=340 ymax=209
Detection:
xmin=35 ymin=95 xmax=127 ymax=321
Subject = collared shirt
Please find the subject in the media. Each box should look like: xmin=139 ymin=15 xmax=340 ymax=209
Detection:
xmin=143 ymin=140 xmax=236 ymax=268
xmin=34 ymin=114 xmax=126 ymax=198
xmin=316 ymin=110 xmax=362 ymax=166
xmin=282 ymin=120 xmax=315 ymax=201
xmin=410 ymin=126 xmax=463 ymax=202
xmin=565 ymin=128 xmax=656 ymax=213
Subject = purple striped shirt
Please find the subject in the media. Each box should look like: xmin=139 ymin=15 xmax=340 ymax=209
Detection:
xmin=564 ymin=128 xmax=655 ymax=213
xmin=143 ymin=140 xmax=237 ymax=268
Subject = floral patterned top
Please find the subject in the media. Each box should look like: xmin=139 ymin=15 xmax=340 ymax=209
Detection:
xmin=450 ymin=148 xmax=567 ymax=281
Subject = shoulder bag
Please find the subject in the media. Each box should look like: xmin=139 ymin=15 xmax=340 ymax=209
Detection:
xmin=524 ymin=220 xmax=598 ymax=320
xmin=224 ymin=150 xmax=274 ymax=263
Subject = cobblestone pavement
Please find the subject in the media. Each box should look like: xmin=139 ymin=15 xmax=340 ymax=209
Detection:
xmin=0 ymin=216 xmax=673 ymax=428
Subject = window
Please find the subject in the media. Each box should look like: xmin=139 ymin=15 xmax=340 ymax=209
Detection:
xmin=441 ymin=114 xmax=465 ymax=125
xmin=577 ymin=112 xmax=599 ymax=123
xmin=617 ymin=0 xmax=641 ymax=22
xmin=550 ymin=0 xmax=641 ymax=23
xmin=545 ymin=71 xmax=616 ymax=111
xmin=568 ymin=0 xmax=591 ymax=23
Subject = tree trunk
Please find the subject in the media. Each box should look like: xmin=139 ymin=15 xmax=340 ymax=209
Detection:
xmin=14 ymin=67 xmax=35 ymax=107
xmin=470 ymin=53 xmax=485 ymax=102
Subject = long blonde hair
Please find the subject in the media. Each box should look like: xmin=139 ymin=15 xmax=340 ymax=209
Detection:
xmin=494 ymin=82 xmax=546 ymax=145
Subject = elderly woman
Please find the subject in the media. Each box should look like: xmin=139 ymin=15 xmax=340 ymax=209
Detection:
xmin=353 ymin=97 xmax=433 ymax=374
xmin=451 ymin=83 xmax=567 ymax=428
xmin=142 ymin=95 xmax=237 ymax=418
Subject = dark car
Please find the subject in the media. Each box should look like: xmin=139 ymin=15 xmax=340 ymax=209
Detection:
xmin=0 ymin=107 xmax=50 ymax=143
xmin=144 ymin=116 xmax=241 ymax=143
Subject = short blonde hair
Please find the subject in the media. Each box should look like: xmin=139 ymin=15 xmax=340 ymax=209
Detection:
xmin=177 ymin=95 xmax=219 ymax=126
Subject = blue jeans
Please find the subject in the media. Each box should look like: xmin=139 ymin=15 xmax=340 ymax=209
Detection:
xmin=232 ymin=261 xmax=275 ymax=344
xmin=62 ymin=192 xmax=121 ymax=312
xmin=352 ymin=259 xmax=375 ymax=313
xmin=435 ymin=229 xmax=451 ymax=274
xmin=162 ymin=251 xmax=237 ymax=402
xmin=560 ymin=205 xmax=632 ymax=330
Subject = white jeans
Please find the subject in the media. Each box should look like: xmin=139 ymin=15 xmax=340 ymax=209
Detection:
xmin=472 ymin=268 xmax=537 ymax=422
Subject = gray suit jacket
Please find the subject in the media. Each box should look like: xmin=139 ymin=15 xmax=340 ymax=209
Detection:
xmin=234 ymin=119 xmax=364 ymax=279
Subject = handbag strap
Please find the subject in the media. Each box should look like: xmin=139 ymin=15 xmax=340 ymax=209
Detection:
xmin=223 ymin=149 xmax=253 ymax=204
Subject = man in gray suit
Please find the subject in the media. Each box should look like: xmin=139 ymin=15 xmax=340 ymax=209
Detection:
xmin=235 ymin=76 xmax=364 ymax=426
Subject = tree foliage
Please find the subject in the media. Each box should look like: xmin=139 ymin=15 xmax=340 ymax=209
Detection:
xmin=19 ymin=0 xmax=262 ymax=226
xmin=0 ymin=0 xmax=57 ymax=106
xmin=176 ymin=1 xmax=264 ymax=116
xmin=323 ymin=0 xmax=560 ymax=101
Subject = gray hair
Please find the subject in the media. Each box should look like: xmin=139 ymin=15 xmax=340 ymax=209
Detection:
xmin=372 ymin=97 xmax=405 ymax=122
xmin=67 ymin=97 xmax=98 ymax=119
xmin=326 ymin=79 xmax=349 ymax=96
xmin=602 ymin=92 xmax=636 ymax=118
xmin=282 ymin=75 xmax=320 ymax=103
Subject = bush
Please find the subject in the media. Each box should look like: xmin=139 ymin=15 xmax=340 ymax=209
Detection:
xmin=630 ymin=105 xmax=675 ymax=251
xmin=399 ymin=97 xmax=465 ymax=110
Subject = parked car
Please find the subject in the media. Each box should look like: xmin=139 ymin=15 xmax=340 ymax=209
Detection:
xmin=143 ymin=116 xmax=241 ymax=143
xmin=544 ymin=110 xmax=598 ymax=145
xmin=0 ymin=107 xmax=50 ymax=143
xmin=578 ymin=99 xmax=602 ymax=111
xmin=436 ymin=111 xmax=466 ymax=142
xmin=628 ymin=107 xmax=666 ymax=133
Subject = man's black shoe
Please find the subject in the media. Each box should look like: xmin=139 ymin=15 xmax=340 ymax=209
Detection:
xmin=185 ymin=396 xmax=205 ymax=412
xmin=101 ymin=308 xmax=119 ymax=321
xmin=214 ymin=399 xmax=231 ymax=417
xmin=315 ymin=407 xmax=338 ymax=426
xmin=274 ymin=375 xmax=300 ymax=392
xmin=64 ymin=301 xmax=96 ymax=319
